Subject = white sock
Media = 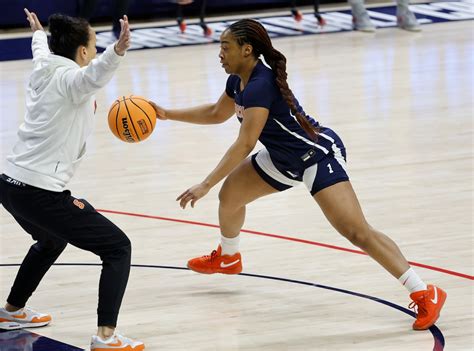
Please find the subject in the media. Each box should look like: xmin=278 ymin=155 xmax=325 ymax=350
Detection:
xmin=220 ymin=235 xmax=240 ymax=255
xmin=398 ymin=268 xmax=427 ymax=293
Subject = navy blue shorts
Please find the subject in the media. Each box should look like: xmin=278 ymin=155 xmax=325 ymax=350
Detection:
xmin=251 ymin=132 xmax=349 ymax=196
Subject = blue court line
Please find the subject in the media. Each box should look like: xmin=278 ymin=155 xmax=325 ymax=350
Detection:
xmin=0 ymin=262 xmax=445 ymax=350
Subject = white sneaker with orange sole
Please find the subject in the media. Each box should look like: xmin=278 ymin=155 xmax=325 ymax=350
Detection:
xmin=90 ymin=333 xmax=145 ymax=351
xmin=0 ymin=306 xmax=51 ymax=330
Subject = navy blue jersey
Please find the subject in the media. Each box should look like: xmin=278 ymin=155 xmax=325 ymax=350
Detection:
xmin=225 ymin=61 xmax=338 ymax=173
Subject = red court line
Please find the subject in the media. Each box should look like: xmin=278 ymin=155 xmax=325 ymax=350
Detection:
xmin=97 ymin=208 xmax=474 ymax=281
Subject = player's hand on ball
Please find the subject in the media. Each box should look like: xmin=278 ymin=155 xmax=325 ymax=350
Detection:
xmin=114 ymin=15 xmax=131 ymax=56
xmin=177 ymin=182 xmax=210 ymax=209
xmin=148 ymin=101 xmax=167 ymax=120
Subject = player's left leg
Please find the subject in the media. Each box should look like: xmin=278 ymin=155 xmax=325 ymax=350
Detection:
xmin=313 ymin=180 xmax=446 ymax=330
xmin=314 ymin=180 xmax=410 ymax=276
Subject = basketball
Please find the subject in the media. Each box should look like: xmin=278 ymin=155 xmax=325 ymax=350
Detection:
xmin=108 ymin=95 xmax=157 ymax=143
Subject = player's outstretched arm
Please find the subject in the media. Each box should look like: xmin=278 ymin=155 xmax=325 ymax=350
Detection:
xmin=177 ymin=106 xmax=268 ymax=209
xmin=149 ymin=91 xmax=235 ymax=125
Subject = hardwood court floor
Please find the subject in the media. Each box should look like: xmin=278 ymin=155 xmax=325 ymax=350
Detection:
xmin=0 ymin=18 xmax=473 ymax=350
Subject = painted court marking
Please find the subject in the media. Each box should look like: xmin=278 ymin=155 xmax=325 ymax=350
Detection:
xmin=97 ymin=208 xmax=474 ymax=281
xmin=0 ymin=263 xmax=446 ymax=351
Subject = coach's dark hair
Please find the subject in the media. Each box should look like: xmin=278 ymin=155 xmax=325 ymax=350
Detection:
xmin=227 ymin=19 xmax=318 ymax=140
xmin=48 ymin=14 xmax=90 ymax=61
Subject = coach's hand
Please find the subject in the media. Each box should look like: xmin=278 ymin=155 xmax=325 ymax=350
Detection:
xmin=114 ymin=15 xmax=131 ymax=56
xmin=24 ymin=8 xmax=44 ymax=32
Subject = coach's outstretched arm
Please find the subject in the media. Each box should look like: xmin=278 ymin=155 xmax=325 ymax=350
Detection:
xmin=63 ymin=15 xmax=131 ymax=103
xmin=24 ymin=8 xmax=43 ymax=32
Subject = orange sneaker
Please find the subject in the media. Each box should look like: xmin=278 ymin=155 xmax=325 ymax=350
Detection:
xmin=409 ymin=284 xmax=447 ymax=330
xmin=187 ymin=245 xmax=242 ymax=274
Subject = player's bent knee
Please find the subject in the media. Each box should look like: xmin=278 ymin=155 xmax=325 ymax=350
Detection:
xmin=218 ymin=188 xmax=241 ymax=211
xmin=340 ymin=226 xmax=371 ymax=249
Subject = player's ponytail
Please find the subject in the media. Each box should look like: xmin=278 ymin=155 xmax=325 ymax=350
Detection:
xmin=265 ymin=47 xmax=317 ymax=140
xmin=228 ymin=19 xmax=318 ymax=141
xmin=48 ymin=14 xmax=90 ymax=61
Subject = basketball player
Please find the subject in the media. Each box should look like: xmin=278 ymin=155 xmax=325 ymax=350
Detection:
xmin=0 ymin=9 xmax=144 ymax=350
xmin=150 ymin=19 xmax=446 ymax=331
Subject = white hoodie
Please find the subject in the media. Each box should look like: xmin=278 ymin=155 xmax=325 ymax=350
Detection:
xmin=5 ymin=30 xmax=124 ymax=191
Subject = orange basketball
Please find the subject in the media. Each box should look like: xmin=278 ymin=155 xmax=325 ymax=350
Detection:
xmin=108 ymin=95 xmax=157 ymax=143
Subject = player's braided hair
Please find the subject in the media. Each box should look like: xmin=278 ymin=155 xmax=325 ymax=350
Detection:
xmin=228 ymin=19 xmax=318 ymax=140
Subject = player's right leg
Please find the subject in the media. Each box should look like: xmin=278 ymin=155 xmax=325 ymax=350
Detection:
xmin=187 ymin=156 xmax=279 ymax=275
